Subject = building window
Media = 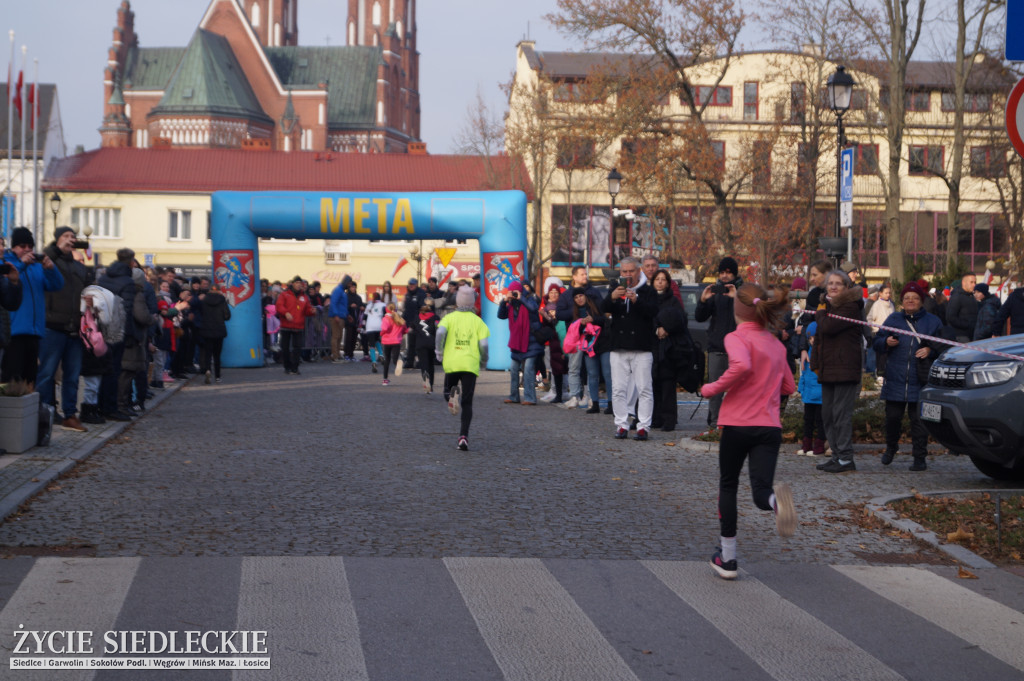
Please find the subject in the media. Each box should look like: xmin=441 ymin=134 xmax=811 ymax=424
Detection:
xmin=169 ymin=210 xmax=192 ymax=240
xmin=552 ymin=80 xmax=603 ymax=103
xmin=908 ymin=145 xmax=943 ymax=175
xmin=556 ymin=137 xmax=597 ymax=169
xmin=206 ymin=211 xmax=212 ymax=241
xmin=694 ymin=85 xmax=732 ymax=107
xmin=790 ymin=82 xmax=806 ymax=124
xmin=251 ymin=2 xmax=260 ymax=27
xmin=970 ymin=145 xmax=1007 ymax=178
xmin=849 ymin=90 xmax=868 ymax=110
xmin=751 ymin=141 xmax=771 ymax=193
xmin=445 ymin=239 xmax=469 ymax=245
xmin=906 ymin=91 xmax=930 ymax=112
xmin=325 ymin=252 xmax=350 ymax=264
xmin=941 ymin=92 xmax=991 ymax=112
xmin=620 ymin=137 xmax=658 ymax=165
xmin=743 ymin=82 xmax=758 ymax=121
xmin=69 ymin=207 xmax=121 ymax=239
xmin=854 ymin=144 xmax=879 ymax=175
xmin=372 ymin=1 xmax=381 ymax=25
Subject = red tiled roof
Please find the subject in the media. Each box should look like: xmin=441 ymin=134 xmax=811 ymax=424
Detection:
xmin=43 ymin=148 xmax=534 ymax=198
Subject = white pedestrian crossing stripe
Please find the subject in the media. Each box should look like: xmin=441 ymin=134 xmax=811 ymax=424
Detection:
xmin=0 ymin=557 xmax=1019 ymax=680
xmin=834 ymin=565 xmax=1024 ymax=671
xmin=644 ymin=561 xmax=904 ymax=681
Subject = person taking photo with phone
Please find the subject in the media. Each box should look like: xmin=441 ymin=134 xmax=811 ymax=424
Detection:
xmin=694 ymin=256 xmax=743 ymax=435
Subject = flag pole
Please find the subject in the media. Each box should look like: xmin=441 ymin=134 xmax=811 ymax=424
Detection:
xmin=5 ymin=31 xmax=12 ymax=241
xmin=31 ymin=57 xmax=37 ymax=242
xmin=18 ymin=44 xmax=25 ymax=229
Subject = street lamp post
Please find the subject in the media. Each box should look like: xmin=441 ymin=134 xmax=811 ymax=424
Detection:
xmin=49 ymin=192 xmax=61 ymax=238
xmin=826 ymin=66 xmax=856 ymax=269
xmin=607 ymin=167 xmax=622 ymax=270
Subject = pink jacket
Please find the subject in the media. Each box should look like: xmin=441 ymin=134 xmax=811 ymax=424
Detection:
xmin=700 ymin=322 xmax=796 ymax=428
xmin=380 ymin=315 xmax=407 ymax=345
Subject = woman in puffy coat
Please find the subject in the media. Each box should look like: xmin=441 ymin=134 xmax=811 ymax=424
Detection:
xmin=651 ymin=269 xmax=691 ymax=431
xmin=810 ymin=269 xmax=864 ymax=473
xmin=568 ymin=286 xmax=611 ymax=413
xmin=198 ymin=284 xmax=231 ymax=384
xmin=539 ymin=283 xmax=567 ymax=404
xmin=872 ymin=282 xmax=944 ymax=471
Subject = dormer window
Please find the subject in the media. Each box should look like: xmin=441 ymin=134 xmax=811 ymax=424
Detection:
xmin=372 ymin=2 xmax=382 ymax=26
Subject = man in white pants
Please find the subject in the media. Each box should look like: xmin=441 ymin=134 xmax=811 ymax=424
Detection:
xmin=601 ymin=257 xmax=658 ymax=441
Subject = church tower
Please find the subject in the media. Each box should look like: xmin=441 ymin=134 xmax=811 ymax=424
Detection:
xmin=347 ymin=0 xmax=420 ymax=146
xmin=243 ymin=0 xmax=298 ymax=47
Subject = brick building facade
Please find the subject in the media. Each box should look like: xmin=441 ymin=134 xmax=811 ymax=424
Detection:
xmin=100 ymin=0 xmax=420 ymax=153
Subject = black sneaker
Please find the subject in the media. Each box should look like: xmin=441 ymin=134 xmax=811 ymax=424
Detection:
xmin=815 ymin=459 xmax=836 ymax=470
xmin=614 ymin=428 xmax=628 ymax=439
xmin=603 ymin=406 xmax=614 ymax=415
xmin=634 ymin=429 xmax=648 ymax=441
xmin=909 ymin=459 xmax=927 ymax=471
xmin=586 ymin=403 xmax=601 ymax=414
xmin=457 ymin=436 xmax=468 ymax=451
xmin=710 ymin=549 xmax=738 ymax=580
xmin=881 ymin=449 xmax=896 ymax=466
xmin=820 ymin=459 xmax=856 ymax=473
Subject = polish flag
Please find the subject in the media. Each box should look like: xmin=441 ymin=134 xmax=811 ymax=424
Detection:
xmin=11 ymin=70 xmax=22 ymax=119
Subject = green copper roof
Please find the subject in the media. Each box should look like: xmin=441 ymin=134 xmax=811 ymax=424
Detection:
xmin=123 ymin=47 xmax=186 ymax=90
xmin=264 ymin=46 xmax=379 ymax=128
xmin=149 ymin=29 xmax=271 ymax=124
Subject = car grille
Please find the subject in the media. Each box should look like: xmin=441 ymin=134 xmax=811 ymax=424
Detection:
xmin=928 ymin=363 xmax=968 ymax=388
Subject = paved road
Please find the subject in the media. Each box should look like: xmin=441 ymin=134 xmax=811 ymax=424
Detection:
xmin=1 ymin=555 xmax=1023 ymax=680
xmin=0 ymin=359 xmax=1020 ymax=679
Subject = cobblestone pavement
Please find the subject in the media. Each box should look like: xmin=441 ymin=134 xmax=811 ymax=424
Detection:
xmin=0 ymin=358 xmax=1011 ymax=564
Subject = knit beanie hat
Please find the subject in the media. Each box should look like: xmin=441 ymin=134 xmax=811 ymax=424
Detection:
xmin=54 ymin=226 xmax=76 ymax=243
xmin=571 ymin=286 xmax=586 ymax=297
xmin=974 ymin=283 xmax=990 ymax=296
xmin=10 ymin=227 xmax=33 ymax=248
xmin=900 ymin=281 xmax=926 ymax=301
xmin=718 ymin=257 xmax=738 ymax=275
xmin=508 ymin=281 xmax=523 ymax=293
xmin=791 ymin=276 xmax=807 ymax=291
xmin=456 ymin=286 xmax=476 ymax=308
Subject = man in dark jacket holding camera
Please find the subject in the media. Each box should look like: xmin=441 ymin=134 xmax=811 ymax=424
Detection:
xmin=37 ymin=227 xmax=92 ymax=432
xmin=694 ymin=256 xmax=743 ymax=433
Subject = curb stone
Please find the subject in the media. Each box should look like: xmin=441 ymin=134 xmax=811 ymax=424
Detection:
xmin=866 ymin=489 xmax=1024 ymax=570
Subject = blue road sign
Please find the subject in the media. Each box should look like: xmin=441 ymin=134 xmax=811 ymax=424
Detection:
xmin=840 ymin=147 xmax=854 ymax=202
xmin=1009 ymin=1 xmax=1024 ymax=61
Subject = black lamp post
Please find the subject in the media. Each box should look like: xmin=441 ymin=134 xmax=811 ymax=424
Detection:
xmin=50 ymin=192 xmax=61 ymax=237
xmin=825 ymin=66 xmax=856 ymax=267
xmin=607 ymin=167 xmax=622 ymax=269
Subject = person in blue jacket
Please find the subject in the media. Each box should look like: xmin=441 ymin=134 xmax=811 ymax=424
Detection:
xmin=872 ymin=281 xmax=945 ymax=471
xmin=1 ymin=227 xmax=64 ymax=384
xmin=328 ymin=276 xmax=350 ymax=363
xmin=797 ymin=322 xmax=825 ymax=456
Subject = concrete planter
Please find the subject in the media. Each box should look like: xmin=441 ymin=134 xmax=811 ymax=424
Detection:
xmin=0 ymin=392 xmax=39 ymax=454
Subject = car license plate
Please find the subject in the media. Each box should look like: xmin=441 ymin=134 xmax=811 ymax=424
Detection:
xmin=921 ymin=402 xmax=942 ymax=422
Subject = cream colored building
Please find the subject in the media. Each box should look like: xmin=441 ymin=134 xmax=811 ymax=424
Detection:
xmin=509 ymin=42 xmax=1014 ymax=281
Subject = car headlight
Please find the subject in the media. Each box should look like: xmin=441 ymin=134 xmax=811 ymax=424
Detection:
xmin=966 ymin=361 xmax=1021 ymax=388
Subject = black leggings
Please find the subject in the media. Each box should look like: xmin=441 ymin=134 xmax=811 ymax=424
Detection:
xmin=802 ymin=403 xmax=825 ymax=441
xmin=718 ymin=426 xmax=782 ymax=538
xmin=416 ymin=345 xmax=435 ymax=389
xmin=382 ymin=344 xmax=401 ymax=379
xmin=200 ymin=337 xmax=224 ymax=378
xmin=447 ymin=371 xmax=477 ymax=437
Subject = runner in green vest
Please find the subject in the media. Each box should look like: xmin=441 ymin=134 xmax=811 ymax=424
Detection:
xmin=436 ymin=287 xmax=490 ymax=451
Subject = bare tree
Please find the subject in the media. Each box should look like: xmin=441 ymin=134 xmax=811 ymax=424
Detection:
xmin=937 ymin=0 xmax=1000 ymax=277
xmin=547 ymin=0 xmax=747 ymax=252
xmin=847 ymin=0 xmax=928 ymax=285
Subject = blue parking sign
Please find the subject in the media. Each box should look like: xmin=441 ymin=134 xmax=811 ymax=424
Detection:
xmin=840 ymin=147 xmax=854 ymax=202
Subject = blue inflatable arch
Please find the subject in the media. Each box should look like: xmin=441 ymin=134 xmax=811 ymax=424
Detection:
xmin=210 ymin=190 xmax=527 ymax=370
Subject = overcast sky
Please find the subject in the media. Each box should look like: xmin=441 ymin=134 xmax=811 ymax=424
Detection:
xmin=6 ymin=0 xmax=574 ymax=155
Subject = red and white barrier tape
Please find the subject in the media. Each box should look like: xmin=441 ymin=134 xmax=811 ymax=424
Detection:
xmin=799 ymin=308 xmax=1024 ymax=362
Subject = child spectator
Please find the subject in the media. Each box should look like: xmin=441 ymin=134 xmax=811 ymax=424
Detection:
xmin=797 ymin=322 xmax=826 ymax=456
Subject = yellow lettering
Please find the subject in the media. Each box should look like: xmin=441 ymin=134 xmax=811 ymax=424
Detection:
xmin=393 ymin=198 xmax=414 ymax=234
xmin=372 ymin=198 xmax=393 ymax=234
xmin=320 ymin=198 xmax=349 ymax=234
xmin=353 ymin=199 xmax=370 ymax=234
